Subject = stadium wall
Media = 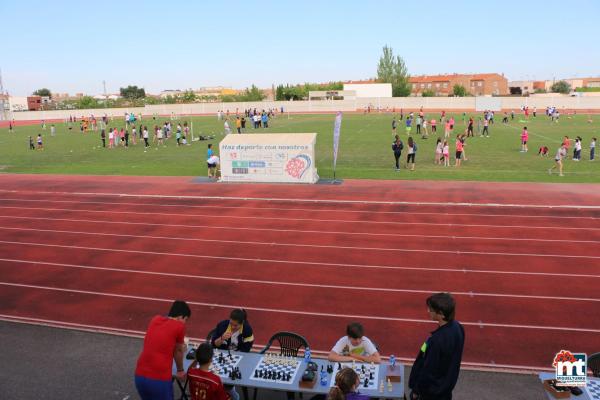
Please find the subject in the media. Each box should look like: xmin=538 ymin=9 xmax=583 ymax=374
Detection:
xmin=7 ymin=96 xmax=600 ymax=121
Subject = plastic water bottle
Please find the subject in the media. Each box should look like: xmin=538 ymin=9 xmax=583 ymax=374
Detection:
xmin=320 ymin=370 xmax=328 ymax=386
xmin=304 ymin=347 xmax=311 ymax=363
xmin=390 ymin=354 xmax=396 ymax=369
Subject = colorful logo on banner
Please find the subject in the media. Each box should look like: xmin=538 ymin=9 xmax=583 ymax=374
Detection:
xmin=553 ymin=350 xmax=587 ymax=387
xmin=333 ymin=112 xmax=342 ymax=170
xmin=285 ymin=154 xmax=312 ymax=179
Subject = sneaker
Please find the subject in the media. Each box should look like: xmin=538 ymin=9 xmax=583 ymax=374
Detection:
xmin=395 ymin=168 xmax=400 ymax=171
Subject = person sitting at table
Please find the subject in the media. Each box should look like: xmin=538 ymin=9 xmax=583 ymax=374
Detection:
xmin=211 ymin=308 xmax=254 ymax=352
xmin=134 ymin=300 xmax=191 ymax=400
xmin=187 ymin=343 xmax=230 ymax=400
xmin=327 ymin=367 xmax=370 ymax=400
xmin=210 ymin=309 xmax=254 ymax=400
xmin=328 ymin=322 xmax=381 ymax=364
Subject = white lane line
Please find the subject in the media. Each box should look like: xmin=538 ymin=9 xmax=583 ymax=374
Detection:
xmin=1 ymin=240 xmax=599 ymax=279
xmin=1 ymin=197 xmax=597 ymax=220
xmin=0 ymin=314 xmax=557 ymax=372
xmin=1 ymin=258 xmax=597 ymax=302
xmin=0 ymin=205 xmax=598 ymax=232
xmin=1 ymin=282 xmax=599 ymax=333
xmin=1 ymin=215 xmax=598 ymax=244
xmin=1 ymin=188 xmax=600 ymax=210
xmin=1 ymin=225 xmax=599 ymax=260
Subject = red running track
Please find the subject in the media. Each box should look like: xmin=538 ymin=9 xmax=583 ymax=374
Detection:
xmin=0 ymin=174 xmax=599 ymax=371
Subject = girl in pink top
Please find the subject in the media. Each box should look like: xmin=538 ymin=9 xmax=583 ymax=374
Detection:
xmin=455 ymin=137 xmax=464 ymax=167
xmin=442 ymin=140 xmax=450 ymax=167
xmin=521 ymin=127 xmax=529 ymax=152
xmin=444 ymin=121 xmax=451 ymax=138
xmin=430 ymin=119 xmax=437 ymax=133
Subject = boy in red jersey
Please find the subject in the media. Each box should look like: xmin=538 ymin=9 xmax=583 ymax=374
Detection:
xmin=135 ymin=300 xmax=191 ymax=400
xmin=187 ymin=343 xmax=231 ymax=400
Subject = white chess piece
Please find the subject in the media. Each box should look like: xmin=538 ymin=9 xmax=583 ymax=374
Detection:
xmin=379 ymin=379 xmax=385 ymax=393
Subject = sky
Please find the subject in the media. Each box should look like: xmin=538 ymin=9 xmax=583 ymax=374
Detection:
xmin=1 ymin=0 xmax=599 ymax=96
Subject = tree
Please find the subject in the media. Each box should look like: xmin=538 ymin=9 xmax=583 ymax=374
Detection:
xmin=551 ymin=80 xmax=571 ymax=94
xmin=422 ymin=89 xmax=435 ymax=97
xmin=453 ymin=84 xmax=468 ymax=97
xmin=181 ymin=90 xmax=197 ymax=103
xmin=377 ymin=45 xmax=411 ymax=97
xmin=33 ymin=88 xmax=51 ymax=97
xmin=119 ymin=85 xmax=146 ymax=100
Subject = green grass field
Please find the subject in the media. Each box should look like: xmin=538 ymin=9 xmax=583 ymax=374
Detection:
xmin=1 ymin=113 xmax=599 ymax=183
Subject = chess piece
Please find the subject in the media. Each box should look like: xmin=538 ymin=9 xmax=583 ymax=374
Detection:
xmin=387 ymin=378 xmax=393 ymax=392
xmin=379 ymin=379 xmax=385 ymax=393
xmin=364 ymin=378 xmax=369 ymax=388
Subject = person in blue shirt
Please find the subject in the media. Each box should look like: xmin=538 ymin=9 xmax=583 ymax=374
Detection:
xmin=409 ymin=293 xmax=465 ymax=400
xmin=207 ymin=143 xmax=214 ymax=159
xmin=405 ymin=117 xmax=413 ymax=135
xmin=261 ymin=113 xmax=269 ymax=128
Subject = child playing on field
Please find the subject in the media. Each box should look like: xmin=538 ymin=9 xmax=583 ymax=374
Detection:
xmin=120 ymin=128 xmax=125 ymax=145
xmin=108 ymin=128 xmax=114 ymax=148
xmin=443 ymin=140 xmax=450 ymax=166
xmin=435 ymin=138 xmax=442 ymax=165
xmin=29 ymin=136 xmax=35 ymax=150
xmin=538 ymin=146 xmax=549 ymax=157
xmin=36 ymin=134 xmax=43 ymax=150
xmin=430 ymin=118 xmax=437 ymax=133
xmin=444 ymin=120 xmax=451 ymax=138
xmin=591 ymin=137 xmax=596 ymax=161
xmin=520 ymin=127 xmax=529 ymax=152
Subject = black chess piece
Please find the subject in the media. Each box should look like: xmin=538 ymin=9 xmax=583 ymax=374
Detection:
xmin=364 ymin=378 xmax=369 ymax=388
xmin=338 ymin=362 xmax=342 ymax=370
xmin=369 ymin=372 xmax=373 ymax=380
xmin=361 ymin=365 xmax=365 ymax=373
xmin=254 ymin=370 xmax=258 ymax=378
xmin=327 ymin=364 xmax=334 ymax=374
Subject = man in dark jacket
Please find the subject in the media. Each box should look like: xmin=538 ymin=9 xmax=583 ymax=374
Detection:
xmin=409 ymin=293 xmax=465 ymax=400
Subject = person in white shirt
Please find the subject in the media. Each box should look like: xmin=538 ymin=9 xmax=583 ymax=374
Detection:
xmin=328 ymin=322 xmax=381 ymax=364
xmin=224 ymin=120 xmax=231 ymax=135
xmin=590 ymin=137 xmax=596 ymax=161
xmin=207 ymin=155 xmax=220 ymax=178
xmin=549 ymin=145 xmax=567 ymax=177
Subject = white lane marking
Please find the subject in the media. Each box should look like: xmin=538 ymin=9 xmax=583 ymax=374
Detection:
xmin=1 ymin=214 xmax=598 ymax=244
xmin=1 ymin=188 xmax=600 ymax=210
xmin=0 ymin=239 xmax=598 ymax=279
xmin=0 ymin=205 xmax=598 ymax=232
xmin=1 ymin=282 xmax=599 ymax=333
xmin=1 ymin=196 xmax=597 ymax=220
xmin=1 ymin=225 xmax=599 ymax=259
xmin=1 ymin=257 xmax=597 ymax=302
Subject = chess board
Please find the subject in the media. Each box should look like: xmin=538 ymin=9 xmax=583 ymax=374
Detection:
xmin=250 ymin=353 xmax=301 ymax=385
xmin=330 ymin=362 xmax=379 ymax=390
xmin=186 ymin=346 xmax=243 ymax=379
xmin=586 ymin=379 xmax=600 ymax=400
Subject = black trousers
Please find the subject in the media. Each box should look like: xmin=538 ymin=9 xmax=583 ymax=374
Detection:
xmin=394 ymin=152 xmax=401 ymax=169
xmin=101 ymin=139 xmax=106 ymax=147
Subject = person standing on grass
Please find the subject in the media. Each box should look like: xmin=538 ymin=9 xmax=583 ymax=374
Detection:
xmin=405 ymin=116 xmax=413 ymax=135
xmin=108 ymin=128 xmax=114 ymax=149
xmin=176 ymin=126 xmax=182 ymax=146
xmin=459 ymin=134 xmax=468 ymax=161
xmin=408 ymin=293 xmax=465 ymax=400
xmin=50 ymin=124 xmax=56 ymax=137
xmin=482 ymin=117 xmax=489 ymax=137
xmin=549 ymin=144 xmax=568 ymax=176
xmin=520 ymin=127 xmax=529 ymax=152
xmin=100 ymin=128 xmax=106 ymax=148
xmin=135 ymin=300 xmax=191 ymax=400
xmin=454 ymin=136 xmax=463 ymax=167
xmin=467 ymin=117 xmax=474 ymax=137
xmin=261 ymin=112 xmax=269 ymax=128
xmin=422 ymin=118 xmax=428 ymax=139
xmin=120 ymin=127 xmax=125 ymax=146
xmin=407 ymin=136 xmax=417 ymax=171
xmin=392 ymin=135 xmax=404 ymax=171
xmin=29 ymin=136 xmax=35 ymax=150
xmin=143 ymin=126 xmax=150 ymax=151
xmin=430 ymin=118 xmax=437 ymax=134
xmin=444 ymin=119 xmax=450 ymax=139
xmin=131 ymin=125 xmax=137 ymax=145
xmin=416 ymin=115 xmax=422 ymax=136
xmin=573 ymin=137 xmax=582 ymax=161
xmin=124 ymin=128 xmax=130 ymax=147
xmin=157 ymin=125 xmax=165 ymax=147
xmin=392 ymin=117 xmax=397 ymax=135
xmin=435 ymin=138 xmax=443 ymax=165
xmin=9 ymin=120 xmax=13 ymax=132
xmin=590 ymin=137 xmax=596 ymax=161
xmin=443 ymin=140 xmax=450 ymax=167
xmin=224 ymin=119 xmax=232 ymax=135
xmin=236 ymin=116 xmax=242 ymax=134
